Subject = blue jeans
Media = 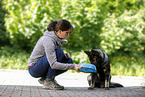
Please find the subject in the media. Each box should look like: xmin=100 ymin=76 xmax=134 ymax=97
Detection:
xmin=28 ymin=48 xmax=73 ymax=78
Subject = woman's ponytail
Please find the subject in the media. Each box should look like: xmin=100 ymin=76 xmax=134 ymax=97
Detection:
xmin=47 ymin=20 xmax=57 ymax=31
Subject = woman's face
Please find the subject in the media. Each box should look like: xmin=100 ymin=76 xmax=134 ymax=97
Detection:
xmin=57 ymin=29 xmax=71 ymax=39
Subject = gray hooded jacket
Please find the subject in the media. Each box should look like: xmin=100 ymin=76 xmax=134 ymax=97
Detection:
xmin=28 ymin=30 xmax=75 ymax=70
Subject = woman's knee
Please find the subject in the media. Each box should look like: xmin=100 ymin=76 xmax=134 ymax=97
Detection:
xmin=56 ymin=48 xmax=64 ymax=55
xmin=56 ymin=48 xmax=65 ymax=62
xmin=67 ymin=58 xmax=73 ymax=63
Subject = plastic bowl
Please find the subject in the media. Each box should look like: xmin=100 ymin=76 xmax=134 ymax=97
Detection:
xmin=78 ymin=63 xmax=97 ymax=73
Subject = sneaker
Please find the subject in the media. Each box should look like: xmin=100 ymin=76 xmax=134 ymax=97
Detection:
xmin=43 ymin=78 xmax=64 ymax=90
xmin=38 ymin=77 xmax=46 ymax=84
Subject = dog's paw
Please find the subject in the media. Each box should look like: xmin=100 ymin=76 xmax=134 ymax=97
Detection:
xmin=105 ymin=87 xmax=109 ymax=90
xmin=88 ymin=87 xmax=94 ymax=90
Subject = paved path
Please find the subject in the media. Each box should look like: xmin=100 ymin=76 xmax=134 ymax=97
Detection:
xmin=0 ymin=69 xmax=145 ymax=97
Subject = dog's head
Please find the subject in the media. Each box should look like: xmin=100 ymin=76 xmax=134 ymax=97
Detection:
xmin=85 ymin=49 xmax=104 ymax=67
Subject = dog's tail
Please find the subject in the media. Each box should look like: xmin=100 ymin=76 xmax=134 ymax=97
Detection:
xmin=110 ymin=82 xmax=124 ymax=88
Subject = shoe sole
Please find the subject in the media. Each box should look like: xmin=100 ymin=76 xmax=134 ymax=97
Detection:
xmin=43 ymin=86 xmax=64 ymax=90
xmin=38 ymin=80 xmax=45 ymax=84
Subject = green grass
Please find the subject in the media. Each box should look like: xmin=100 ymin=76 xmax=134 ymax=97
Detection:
xmin=0 ymin=46 xmax=145 ymax=77
xmin=0 ymin=46 xmax=30 ymax=70
xmin=110 ymin=55 xmax=145 ymax=77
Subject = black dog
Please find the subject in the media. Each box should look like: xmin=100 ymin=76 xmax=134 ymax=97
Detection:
xmin=85 ymin=49 xmax=123 ymax=90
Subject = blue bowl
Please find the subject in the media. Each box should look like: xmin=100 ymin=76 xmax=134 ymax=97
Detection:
xmin=78 ymin=63 xmax=97 ymax=73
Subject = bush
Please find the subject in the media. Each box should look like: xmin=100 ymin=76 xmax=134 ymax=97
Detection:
xmin=0 ymin=0 xmax=9 ymax=45
xmin=100 ymin=8 xmax=145 ymax=55
xmin=4 ymin=0 xmax=145 ymax=54
xmin=4 ymin=0 xmax=106 ymax=51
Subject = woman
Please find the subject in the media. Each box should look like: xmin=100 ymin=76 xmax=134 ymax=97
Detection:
xmin=28 ymin=19 xmax=82 ymax=90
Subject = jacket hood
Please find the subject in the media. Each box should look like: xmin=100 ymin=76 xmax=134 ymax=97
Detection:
xmin=43 ymin=30 xmax=67 ymax=45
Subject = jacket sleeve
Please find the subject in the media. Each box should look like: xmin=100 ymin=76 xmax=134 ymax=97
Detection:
xmin=43 ymin=37 xmax=75 ymax=70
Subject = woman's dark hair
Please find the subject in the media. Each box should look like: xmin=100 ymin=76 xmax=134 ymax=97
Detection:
xmin=47 ymin=19 xmax=74 ymax=34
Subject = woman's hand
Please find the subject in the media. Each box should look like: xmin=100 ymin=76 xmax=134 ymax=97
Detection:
xmin=75 ymin=64 xmax=82 ymax=71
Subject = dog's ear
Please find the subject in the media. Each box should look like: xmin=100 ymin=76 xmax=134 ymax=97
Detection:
xmin=84 ymin=50 xmax=91 ymax=55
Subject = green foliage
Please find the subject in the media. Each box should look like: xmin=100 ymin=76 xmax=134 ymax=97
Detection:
xmin=4 ymin=0 xmax=106 ymax=50
xmin=0 ymin=0 xmax=9 ymax=45
xmin=4 ymin=0 xmax=62 ymax=50
xmin=110 ymin=55 xmax=145 ymax=76
xmin=0 ymin=46 xmax=29 ymax=70
xmin=102 ymin=0 xmax=144 ymax=15
xmin=4 ymin=0 xmax=145 ymax=53
xmin=61 ymin=0 xmax=106 ymax=50
xmin=100 ymin=8 xmax=145 ymax=55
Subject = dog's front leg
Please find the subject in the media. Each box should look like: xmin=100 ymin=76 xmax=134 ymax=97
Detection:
xmin=105 ymin=74 xmax=110 ymax=90
xmin=88 ymin=73 xmax=95 ymax=90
